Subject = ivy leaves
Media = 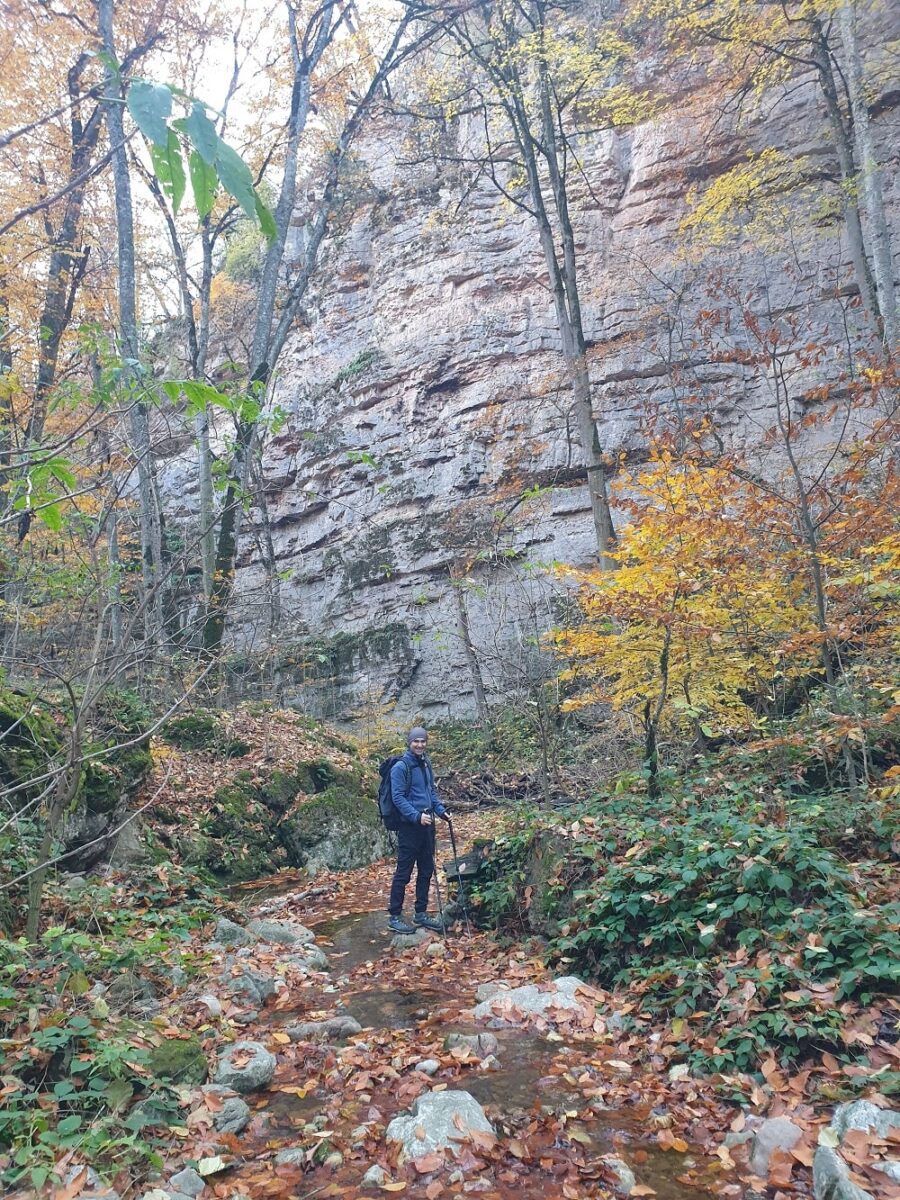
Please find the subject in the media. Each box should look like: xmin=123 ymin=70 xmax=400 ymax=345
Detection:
xmin=126 ymin=80 xmax=274 ymax=235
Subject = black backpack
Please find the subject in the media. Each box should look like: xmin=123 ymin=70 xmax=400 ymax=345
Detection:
xmin=377 ymin=756 xmax=410 ymax=831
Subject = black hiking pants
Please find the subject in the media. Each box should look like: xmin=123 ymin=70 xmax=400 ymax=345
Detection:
xmin=388 ymin=820 xmax=434 ymax=916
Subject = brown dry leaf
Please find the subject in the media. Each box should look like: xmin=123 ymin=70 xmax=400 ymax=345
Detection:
xmin=271 ymin=1031 xmax=291 ymax=1045
xmin=415 ymin=1124 xmax=427 ymax=1140
xmin=413 ymin=1153 xmax=444 ymax=1173
xmin=791 ymin=1142 xmax=814 ymax=1168
xmin=630 ymin=1187 xmax=657 ymax=1197
xmin=425 ymin=1183 xmax=443 ymax=1200
xmin=767 ymin=1148 xmax=795 ymax=1188
xmin=380 ymin=1184 xmax=407 ymax=1193
xmin=470 ymin=1128 xmax=498 ymax=1152
xmin=54 ymin=1166 xmax=88 ymax=1200
xmin=730 ymin=1113 xmax=746 ymax=1134
xmin=671 ymin=1138 xmax=689 ymax=1153
xmin=508 ymin=1138 xmax=528 ymax=1159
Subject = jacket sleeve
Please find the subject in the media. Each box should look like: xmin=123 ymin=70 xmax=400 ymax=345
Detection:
xmin=390 ymin=760 xmax=419 ymax=824
xmin=427 ymin=758 xmax=446 ymax=816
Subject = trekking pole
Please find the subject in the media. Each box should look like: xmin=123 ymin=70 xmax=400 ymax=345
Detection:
xmin=429 ymin=795 xmax=447 ymax=937
xmin=445 ymin=816 xmax=473 ymax=937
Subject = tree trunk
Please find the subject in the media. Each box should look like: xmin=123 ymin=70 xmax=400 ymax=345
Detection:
xmin=100 ymin=0 xmax=162 ymax=652
xmin=810 ymin=19 xmax=882 ymax=334
xmin=839 ymin=2 xmax=897 ymax=349
xmin=449 ymin=571 xmax=490 ymax=725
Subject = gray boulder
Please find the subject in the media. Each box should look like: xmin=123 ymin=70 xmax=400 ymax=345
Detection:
xmin=229 ymin=968 xmax=279 ymax=1006
xmin=247 ymin=918 xmax=315 ymax=946
xmin=831 ymin=1100 xmax=900 ymax=1141
xmin=415 ymin=1059 xmax=440 ymax=1076
xmin=444 ymin=1032 xmax=499 ymax=1059
xmin=283 ymin=947 xmax=329 ymax=971
xmin=286 ymin=1015 xmax=362 ymax=1042
xmin=475 ymin=982 xmax=506 ymax=1002
xmin=168 ymin=1169 xmax=204 ymax=1197
xmin=214 ymin=1041 xmax=276 ymax=1093
xmin=391 ymin=930 xmax=429 ymax=949
xmin=813 ymin=1146 xmax=872 ymax=1200
xmin=200 ymin=1084 xmax=251 ymax=1135
xmin=749 ymin=1116 xmax=803 ymax=1176
xmin=212 ymin=918 xmax=253 ymax=946
xmin=472 ymin=976 xmax=586 ymax=1023
xmin=386 ymin=1090 xmax=494 ymax=1159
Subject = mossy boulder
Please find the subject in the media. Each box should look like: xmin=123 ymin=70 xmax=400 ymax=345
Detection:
xmin=195 ymin=782 xmax=280 ymax=881
xmin=161 ymin=710 xmax=249 ymax=757
xmin=0 ymin=689 xmax=63 ymax=803
xmin=149 ymin=1035 xmax=208 ymax=1085
xmin=278 ymin=785 xmax=389 ymax=874
xmin=161 ymin=713 xmax=219 ymax=750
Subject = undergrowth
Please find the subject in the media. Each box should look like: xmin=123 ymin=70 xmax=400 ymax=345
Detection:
xmin=473 ymin=761 xmax=900 ymax=1074
xmin=0 ymin=865 xmax=218 ymax=1191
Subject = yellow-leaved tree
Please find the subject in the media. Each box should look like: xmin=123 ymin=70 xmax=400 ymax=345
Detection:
xmin=557 ymin=457 xmax=816 ymax=793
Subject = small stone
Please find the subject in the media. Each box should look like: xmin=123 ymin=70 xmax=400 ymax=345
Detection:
xmin=425 ymin=942 xmax=446 ymax=958
xmin=274 ymin=1148 xmax=307 ymax=1166
xmin=415 ymin=1059 xmax=440 ymax=1076
xmin=214 ymin=1041 xmax=276 ymax=1093
xmin=604 ymin=1157 xmax=635 ymax=1196
xmin=445 ymin=1032 xmax=499 ymax=1059
xmin=285 ymin=1015 xmax=362 ymax=1042
xmin=107 ymin=971 xmax=156 ymax=1012
xmin=169 ymin=1168 xmax=205 ymax=1197
xmin=247 ymin=917 xmax=315 ymax=945
xmin=668 ymin=1063 xmax=690 ymax=1082
xmin=212 ymin=917 xmax=252 ymax=947
xmin=391 ymin=930 xmax=429 ymax=949
xmin=750 ymin=1117 xmax=803 ymax=1177
xmin=201 ymin=1084 xmax=251 ymax=1135
xmin=386 ymin=1090 xmax=494 ymax=1159
xmin=198 ymin=995 xmax=222 ymax=1017
xmin=479 ymin=1054 xmax=501 ymax=1071
xmin=323 ymin=1152 xmax=344 ymax=1170
xmin=140 ymin=1190 xmax=172 ymax=1200
xmin=362 ymin=1164 xmax=387 ymax=1187
xmin=813 ymin=1144 xmax=872 ymax=1200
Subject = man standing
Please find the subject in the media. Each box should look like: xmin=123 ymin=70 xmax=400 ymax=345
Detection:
xmin=387 ymin=727 xmax=448 ymax=934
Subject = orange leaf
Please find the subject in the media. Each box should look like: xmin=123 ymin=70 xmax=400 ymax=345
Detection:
xmin=380 ymin=1184 xmax=407 ymax=1193
xmin=631 ymin=1187 xmax=657 ymax=1197
xmin=425 ymin=1184 xmax=443 ymax=1200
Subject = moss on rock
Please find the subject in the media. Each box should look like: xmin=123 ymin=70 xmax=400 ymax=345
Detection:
xmin=278 ymin=785 xmax=389 ymax=874
xmin=149 ymin=1035 xmax=208 ymax=1085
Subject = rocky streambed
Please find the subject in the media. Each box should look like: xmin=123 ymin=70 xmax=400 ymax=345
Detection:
xmin=73 ymin=865 xmax=900 ymax=1200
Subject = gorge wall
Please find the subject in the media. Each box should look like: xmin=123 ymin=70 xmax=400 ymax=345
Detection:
xmin=166 ymin=14 xmax=900 ymax=723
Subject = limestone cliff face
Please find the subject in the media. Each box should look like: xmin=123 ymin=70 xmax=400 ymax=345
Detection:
xmin=212 ymin=24 xmax=900 ymax=722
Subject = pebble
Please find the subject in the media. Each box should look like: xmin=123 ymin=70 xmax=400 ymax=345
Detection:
xmin=415 ymin=1059 xmax=440 ymax=1075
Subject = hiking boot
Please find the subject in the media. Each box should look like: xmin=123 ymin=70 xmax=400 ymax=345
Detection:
xmin=414 ymin=912 xmax=445 ymax=932
xmin=387 ymin=914 xmax=416 ymax=934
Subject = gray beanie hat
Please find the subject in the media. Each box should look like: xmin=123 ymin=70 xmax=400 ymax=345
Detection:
xmin=407 ymin=726 xmax=428 ymax=745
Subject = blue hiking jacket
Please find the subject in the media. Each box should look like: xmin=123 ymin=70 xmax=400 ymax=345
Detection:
xmin=390 ymin=750 xmax=446 ymax=824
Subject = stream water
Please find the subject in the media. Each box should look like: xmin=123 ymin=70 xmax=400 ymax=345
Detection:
xmin=299 ymin=910 xmax=718 ymax=1199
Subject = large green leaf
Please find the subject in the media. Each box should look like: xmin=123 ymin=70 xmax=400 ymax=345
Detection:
xmin=214 ymin=139 xmax=255 ymax=218
xmin=184 ymin=102 xmax=219 ymax=165
xmin=254 ymin=189 xmax=277 ymax=241
xmin=150 ymin=129 xmax=186 ymax=213
xmin=182 ymin=380 xmax=232 ymax=414
xmin=126 ymin=79 xmax=172 ymax=148
xmin=189 ymin=150 xmax=218 ymax=219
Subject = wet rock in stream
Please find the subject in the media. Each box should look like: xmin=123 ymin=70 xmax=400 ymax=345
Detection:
xmin=386 ymin=1090 xmax=494 ymax=1159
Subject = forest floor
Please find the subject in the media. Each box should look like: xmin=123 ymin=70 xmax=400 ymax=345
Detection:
xmin=144 ymin=814 xmax=869 ymax=1200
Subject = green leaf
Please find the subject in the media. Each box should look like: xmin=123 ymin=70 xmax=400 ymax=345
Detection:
xmin=182 ymin=380 xmax=231 ymax=414
xmin=64 ymin=970 xmax=91 ymax=996
xmin=150 ymin=130 xmax=186 ymax=214
xmin=214 ymin=139 xmax=255 ymax=218
xmin=253 ymin=188 xmax=277 ymax=241
xmin=162 ymin=380 xmax=182 ymax=404
xmin=185 ymin=102 xmax=219 ymax=165
xmin=31 ymin=1167 xmax=51 ymax=1191
xmin=38 ymin=504 xmax=63 ymax=532
xmin=57 ymin=1115 xmax=82 ymax=1135
xmin=127 ymin=79 xmax=172 ymax=148
xmin=189 ymin=150 xmax=217 ymax=219
xmin=105 ymin=1078 xmax=134 ymax=1111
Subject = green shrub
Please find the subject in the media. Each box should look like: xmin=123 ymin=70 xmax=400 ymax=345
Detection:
xmin=473 ymin=782 xmax=900 ymax=1071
